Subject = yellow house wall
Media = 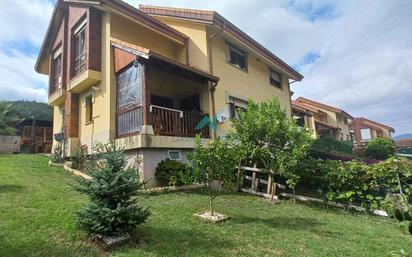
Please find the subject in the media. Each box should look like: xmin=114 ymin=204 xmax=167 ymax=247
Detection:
xmin=77 ymin=12 xmax=115 ymax=153
xmin=110 ymin=13 xmax=183 ymax=62
xmin=154 ymin=17 xmax=209 ymax=72
xmin=211 ymin=35 xmax=293 ymax=137
xmin=52 ymin=105 xmax=64 ymax=147
xmin=312 ymin=106 xmax=351 ymax=141
xmin=336 ymin=114 xmax=351 ymax=141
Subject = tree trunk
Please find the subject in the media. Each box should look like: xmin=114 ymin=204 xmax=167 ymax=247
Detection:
xmin=208 ymin=181 xmax=214 ymax=216
xmin=270 ymin=173 xmax=277 ymax=202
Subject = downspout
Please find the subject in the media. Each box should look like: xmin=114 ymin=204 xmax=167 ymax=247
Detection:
xmin=208 ymin=22 xmax=225 ymax=139
xmin=185 ymin=38 xmax=190 ymax=65
xmin=288 ymin=79 xmax=299 ymax=118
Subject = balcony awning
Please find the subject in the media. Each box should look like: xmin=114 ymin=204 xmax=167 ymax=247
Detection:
xmin=111 ymin=38 xmax=219 ymax=84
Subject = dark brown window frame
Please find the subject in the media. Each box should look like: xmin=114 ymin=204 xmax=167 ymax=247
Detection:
xmin=50 ymin=48 xmax=62 ymax=94
xmin=227 ymin=43 xmax=248 ymax=72
xmin=269 ymin=68 xmax=282 ymax=89
xmin=85 ymin=94 xmax=93 ymax=124
xmin=72 ymin=19 xmax=87 ymax=78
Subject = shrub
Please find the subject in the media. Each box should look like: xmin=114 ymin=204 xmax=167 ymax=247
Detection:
xmin=382 ymin=194 xmax=412 ymax=222
xmin=155 ymin=159 xmax=196 ymax=186
xmin=365 ymin=137 xmax=395 ymax=160
xmin=297 ymin=157 xmax=412 ymax=210
xmin=72 ymin=147 xmax=88 ymax=170
xmin=312 ymin=138 xmax=353 ymax=155
xmin=74 ymin=142 xmax=150 ymax=236
xmin=50 ymin=143 xmax=64 ymax=164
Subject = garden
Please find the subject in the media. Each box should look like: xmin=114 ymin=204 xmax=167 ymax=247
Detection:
xmin=2 ymin=97 xmax=412 ymax=256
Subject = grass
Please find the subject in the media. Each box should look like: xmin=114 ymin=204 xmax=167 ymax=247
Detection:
xmin=0 ymin=154 xmax=411 ymax=257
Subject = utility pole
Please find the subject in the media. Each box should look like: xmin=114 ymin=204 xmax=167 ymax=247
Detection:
xmin=31 ymin=115 xmax=36 ymax=154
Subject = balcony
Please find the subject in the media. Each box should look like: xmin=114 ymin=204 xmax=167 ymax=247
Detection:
xmin=68 ymin=53 xmax=102 ymax=93
xmin=48 ymin=88 xmax=65 ymax=106
xmin=151 ymin=105 xmax=210 ymax=138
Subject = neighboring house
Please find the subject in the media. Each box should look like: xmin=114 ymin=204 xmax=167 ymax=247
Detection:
xmin=35 ymin=1 xmax=303 ymax=185
xmin=17 ymin=119 xmax=54 ymax=153
xmin=291 ymin=100 xmax=317 ymax=138
xmin=396 ymin=139 xmax=412 ymax=160
xmin=294 ymin=97 xmax=353 ymax=141
xmin=349 ymin=117 xmax=394 ymax=148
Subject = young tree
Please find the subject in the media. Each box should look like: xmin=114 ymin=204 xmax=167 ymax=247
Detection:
xmin=188 ymin=136 xmax=239 ymax=216
xmin=74 ymin=142 xmax=150 ymax=237
xmin=0 ymin=102 xmax=20 ymax=135
xmin=230 ymin=98 xmax=312 ymax=200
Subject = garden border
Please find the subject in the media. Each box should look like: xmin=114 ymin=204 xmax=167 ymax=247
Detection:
xmin=48 ymin=161 xmax=205 ymax=193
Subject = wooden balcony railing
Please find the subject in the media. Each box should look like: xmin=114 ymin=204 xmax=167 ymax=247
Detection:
xmin=117 ymin=107 xmax=144 ymax=137
xmin=151 ymin=105 xmax=210 ymax=138
xmin=73 ymin=52 xmax=87 ymax=77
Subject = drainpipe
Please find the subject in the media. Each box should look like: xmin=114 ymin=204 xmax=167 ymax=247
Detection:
xmin=185 ymin=38 xmax=190 ymax=65
xmin=288 ymin=79 xmax=299 ymax=118
xmin=208 ymin=23 xmax=225 ymax=139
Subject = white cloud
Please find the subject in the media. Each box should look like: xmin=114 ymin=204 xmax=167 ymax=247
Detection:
xmin=0 ymin=0 xmax=53 ymax=103
xmin=0 ymin=49 xmax=48 ymax=102
xmin=0 ymin=0 xmax=411 ymax=135
xmin=0 ymin=0 xmax=54 ymax=45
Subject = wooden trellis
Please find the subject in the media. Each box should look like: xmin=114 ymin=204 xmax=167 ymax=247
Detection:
xmin=238 ymin=166 xmax=286 ymax=200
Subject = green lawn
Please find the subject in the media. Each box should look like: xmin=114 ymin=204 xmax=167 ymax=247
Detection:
xmin=0 ymin=154 xmax=411 ymax=257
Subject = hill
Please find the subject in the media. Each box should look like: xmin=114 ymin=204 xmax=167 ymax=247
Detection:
xmin=6 ymin=100 xmax=53 ymax=121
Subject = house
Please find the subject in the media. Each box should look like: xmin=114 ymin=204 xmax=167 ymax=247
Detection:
xmin=294 ymin=97 xmax=353 ymax=141
xmin=17 ymin=119 xmax=54 ymax=153
xmin=35 ymin=1 xmax=302 ymax=185
xmin=291 ymin=100 xmax=317 ymax=138
xmin=349 ymin=117 xmax=394 ymax=148
xmin=395 ymin=139 xmax=412 ymax=160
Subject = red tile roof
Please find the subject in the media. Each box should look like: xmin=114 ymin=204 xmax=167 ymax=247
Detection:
xmin=295 ymin=97 xmax=353 ymax=119
xmin=396 ymin=139 xmax=412 ymax=148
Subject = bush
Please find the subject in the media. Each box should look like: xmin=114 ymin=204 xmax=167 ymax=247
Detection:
xmin=50 ymin=143 xmax=64 ymax=164
xmin=297 ymin=157 xmax=412 ymax=210
xmin=74 ymin=142 xmax=150 ymax=236
xmin=365 ymin=137 xmax=395 ymax=160
xmin=312 ymin=138 xmax=353 ymax=155
xmin=155 ymin=159 xmax=196 ymax=186
xmin=382 ymin=194 xmax=412 ymax=222
xmin=72 ymin=147 xmax=88 ymax=170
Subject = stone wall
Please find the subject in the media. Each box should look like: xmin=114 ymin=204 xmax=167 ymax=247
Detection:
xmin=0 ymin=135 xmax=21 ymax=154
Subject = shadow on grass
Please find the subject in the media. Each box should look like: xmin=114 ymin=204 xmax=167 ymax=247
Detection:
xmin=123 ymin=225 xmax=234 ymax=256
xmin=232 ymin=214 xmax=340 ymax=238
xmin=0 ymin=184 xmax=24 ymax=194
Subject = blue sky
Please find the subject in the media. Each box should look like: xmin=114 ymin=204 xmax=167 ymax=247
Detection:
xmin=0 ymin=0 xmax=411 ymax=136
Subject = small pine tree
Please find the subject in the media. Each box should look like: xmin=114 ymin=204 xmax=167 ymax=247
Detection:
xmin=74 ymin=142 xmax=150 ymax=236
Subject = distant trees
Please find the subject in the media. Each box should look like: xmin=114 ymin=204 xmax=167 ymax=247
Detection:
xmin=0 ymin=102 xmax=21 ymax=135
xmin=7 ymin=100 xmax=52 ymax=121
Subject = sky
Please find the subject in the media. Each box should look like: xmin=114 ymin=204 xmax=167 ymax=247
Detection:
xmin=0 ymin=0 xmax=411 ymax=135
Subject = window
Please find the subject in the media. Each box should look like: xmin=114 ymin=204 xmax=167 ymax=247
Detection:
xmin=116 ymin=64 xmax=144 ymax=136
xmin=229 ymin=97 xmax=247 ymax=119
xmin=361 ymin=128 xmax=372 ymax=141
xmin=85 ymin=95 xmax=93 ymax=123
xmin=168 ymin=150 xmax=182 ymax=161
xmin=73 ymin=20 xmax=87 ymax=77
xmin=51 ymin=51 xmax=62 ymax=93
xmin=269 ymin=69 xmax=282 ymax=88
xmin=228 ymin=44 xmax=247 ymax=71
